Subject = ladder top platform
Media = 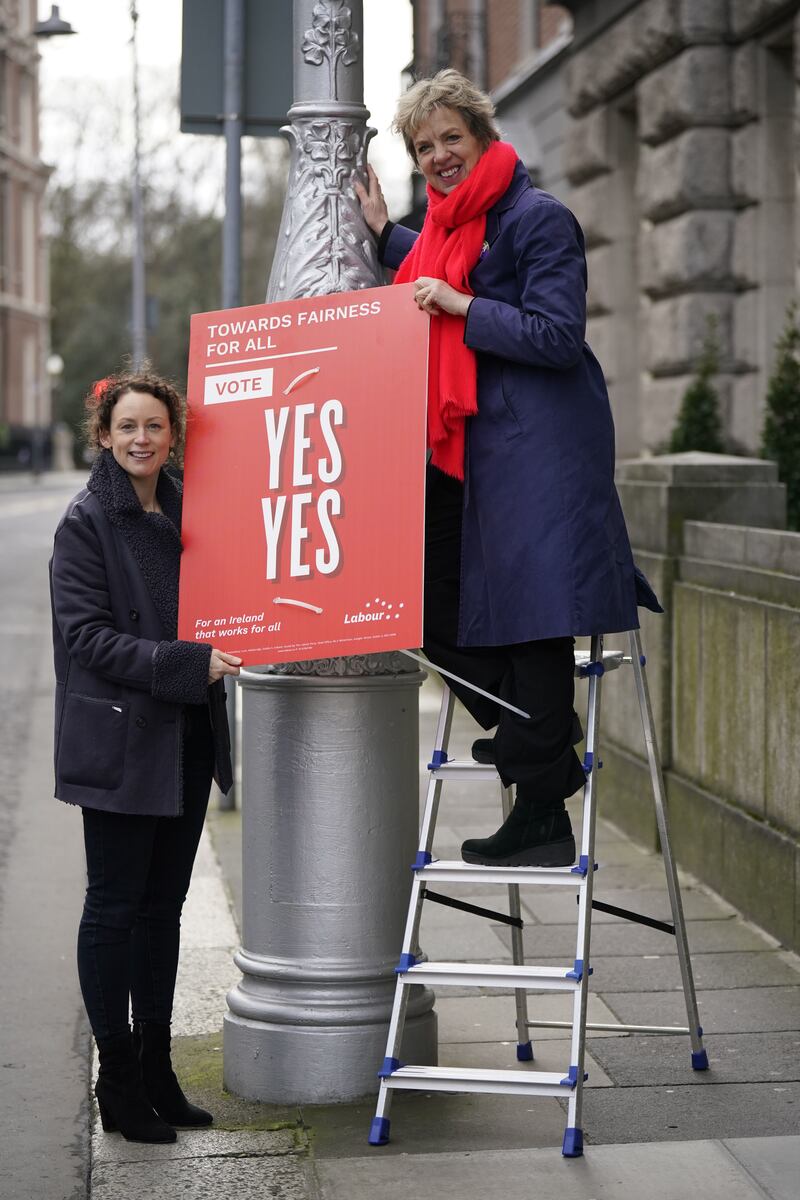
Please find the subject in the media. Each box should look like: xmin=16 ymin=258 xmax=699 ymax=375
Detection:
xmin=573 ymin=649 xmax=626 ymax=675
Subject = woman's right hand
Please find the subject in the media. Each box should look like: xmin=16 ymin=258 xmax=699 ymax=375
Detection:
xmin=209 ymin=649 xmax=242 ymax=683
xmin=354 ymin=165 xmax=389 ymax=237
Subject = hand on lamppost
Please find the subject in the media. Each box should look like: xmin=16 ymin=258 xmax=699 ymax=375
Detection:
xmin=354 ymin=165 xmax=389 ymax=238
xmin=413 ymin=276 xmax=472 ymax=318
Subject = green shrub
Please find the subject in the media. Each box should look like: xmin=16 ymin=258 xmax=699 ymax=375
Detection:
xmin=668 ymin=316 xmax=725 ymax=454
xmin=761 ymin=301 xmax=800 ymax=530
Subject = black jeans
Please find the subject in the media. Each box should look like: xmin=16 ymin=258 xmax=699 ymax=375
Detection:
xmin=423 ymin=465 xmax=586 ymax=809
xmin=77 ymin=710 xmax=214 ymax=1040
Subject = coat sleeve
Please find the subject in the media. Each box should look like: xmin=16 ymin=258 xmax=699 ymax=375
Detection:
xmin=464 ymin=200 xmax=587 ymax=370
xmin=378 ymin=222 xmax=418 ymax=271
xmin=51 ymin=514 xmax=211 ymax=704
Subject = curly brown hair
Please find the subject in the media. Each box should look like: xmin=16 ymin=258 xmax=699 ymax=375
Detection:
xmin=83 ymin=368 xmax=186 ymax=461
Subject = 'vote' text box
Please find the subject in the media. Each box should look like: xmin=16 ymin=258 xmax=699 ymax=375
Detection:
xmin=204 ymin=368 xmax=274 ymax=405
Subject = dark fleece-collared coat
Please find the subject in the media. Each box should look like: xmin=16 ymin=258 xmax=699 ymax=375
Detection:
xmin=380 ymin=160 xmax=658 ymax=646
xmin=49 ymin=450 xmax=232 ymax=816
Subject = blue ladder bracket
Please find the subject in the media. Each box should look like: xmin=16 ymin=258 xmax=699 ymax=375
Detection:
xmin=559 ymin=1065 xmax=589 ymax=1088
xmin=395 ymin=952 xmax=417 ymax=974
xmin=639 ymin=653 xmax=647 ymax=666
xmin=427 ymin=749 xmax=451 ymax=770
xmin=562 ymin=1126 xmax=584 ymax=1157
xmin=692 ymin=1049 xmax=709 ymax=1071
xmin=579 ymin=661 xmax=605 ymax=678
xmin=566 ymin=959 xmax=593 ymax=981
xmin=378 ymin=1056 xmax=403 ymax=1078
xmin=698 ymin=1025 xmax=704 ymax=1037
xmin=368 ymin=1116 xmax=391 ymax=1145
xmin=582 ymin=752 xmax=603 ymax=774
xmin=516 ymin=1041 xmax=534 ymax=1062
xmin=411 ymin=851 xmax=433 ymax=871
xmin=570 ymin=855 xmax=598 ymax=876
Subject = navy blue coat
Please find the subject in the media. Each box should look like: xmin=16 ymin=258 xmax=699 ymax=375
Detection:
xmin=49 ymin=452 xmax=232 ymax=817
xmin=382 ymin=161 xmax=650 ymax=646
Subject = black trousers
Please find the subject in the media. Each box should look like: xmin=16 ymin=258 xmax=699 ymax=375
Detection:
xmin=77 ymin=710 xmax=214 ymax=1040
xmin=423 ymin=465 xmax=586 ymax=810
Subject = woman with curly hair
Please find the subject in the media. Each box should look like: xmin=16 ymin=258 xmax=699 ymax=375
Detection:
xmin=49 ymin=369 xmax=241 ymax=1143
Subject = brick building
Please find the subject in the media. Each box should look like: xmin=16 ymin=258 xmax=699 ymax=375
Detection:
xmin=0 ymin=0 xmax=50 ymax=464
xmin=410 ymin=0 xmax=800 ymax=460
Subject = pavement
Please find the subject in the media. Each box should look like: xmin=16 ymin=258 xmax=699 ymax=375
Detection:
xmin=93 ymin=679 xmax=800 ymax=1199
xmin=2 ymin=470 xmax=798 ymax=1199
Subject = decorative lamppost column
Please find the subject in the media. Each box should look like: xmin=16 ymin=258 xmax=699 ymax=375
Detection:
xmin=223 ymin=0 xmax=437 ymax=1103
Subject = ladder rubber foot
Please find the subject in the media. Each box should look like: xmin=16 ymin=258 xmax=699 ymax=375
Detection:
xmin=516 ymin=1041 xmax=534 ymax=1062
xmin=692 ymin=1049 xmax=709 ymax=1071
xmin=562 ymin=1126 xmax=583 ymax=1157
xmin=368 ymin=1116 xmax=391 ymax=1146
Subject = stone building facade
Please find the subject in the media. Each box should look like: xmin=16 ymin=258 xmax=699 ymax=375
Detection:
xmin=412 ymin=0 xmax=800 ymax=460
xmin=0 ymin=0 xmax=50 ymax=460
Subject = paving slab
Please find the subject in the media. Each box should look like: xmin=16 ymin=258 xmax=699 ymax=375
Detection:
xmin=522 ymin=886 xmax=736 ymax=925
xmin=301 ymin=1089 xmax=568 ymax=1159
xmin=581 ymin=1081 xmax=800 ymax=1145
xmin=723 ymin=1136 xmax=800 ymax=1200
xmin=589 ymin=1030 xmax=800 ymax=1086
xmin=313 ymin=1139 xmax=772 ymax=1200
xmin=555 ymin=951 xmax=800 ymax=994
xmin=434 ymin=992 xmax=627 ymax=1043
xmin=91 ymin=1127 xmax=300 ymax=1165
xmin=498 ymin=917 xmax=775 ymax=958
xmin=440 ymin=1036 xmax=614 ymax=1086
xmin=420 ymin=907 xmax=510 ymax=961
xmin=91 ymin=1155 xmax=312 ymax=1200
xmin=603 ymin=986 xmax=800 ymax=1034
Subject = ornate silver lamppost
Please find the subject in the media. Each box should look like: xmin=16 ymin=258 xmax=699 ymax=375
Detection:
xmin=223 ymin=0 xmax=436 ymax=1103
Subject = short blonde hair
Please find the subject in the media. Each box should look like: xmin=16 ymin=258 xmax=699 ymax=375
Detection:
xmin=393 ymin=69 xmax=500 ymax=164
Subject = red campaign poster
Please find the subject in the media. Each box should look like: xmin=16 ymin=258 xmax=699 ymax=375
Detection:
xmin=178 ymin=283 xmax=429 ymax=665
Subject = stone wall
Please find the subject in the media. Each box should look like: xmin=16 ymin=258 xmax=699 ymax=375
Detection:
xmin=559 ymin=0 xmax=800 ymax=456
xmin=599 ymin=452 xmax=800 ymax=950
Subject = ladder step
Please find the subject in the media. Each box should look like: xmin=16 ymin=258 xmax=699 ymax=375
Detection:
xmin=381 ymin=1064 xmax=574 ymax=1097
xmin=418 ymin=860 xmax=583 ymax=886
xmin=402 ymin=961 xmax=581 ymax=990
xmin=428 ymin=760 xmax=500 ymax=780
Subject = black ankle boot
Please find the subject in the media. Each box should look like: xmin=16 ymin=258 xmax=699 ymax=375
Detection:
xmin=133 ymin=1021 xmax=213 ymax=1128
xmin=461 ymin=804 xmax=576 ymax=867
xmin=94 ymin=1031 xmax=177 ymax=1143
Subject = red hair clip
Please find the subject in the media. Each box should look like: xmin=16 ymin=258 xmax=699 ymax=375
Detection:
xmin=92 ymin=376 xmax=112 ymax=401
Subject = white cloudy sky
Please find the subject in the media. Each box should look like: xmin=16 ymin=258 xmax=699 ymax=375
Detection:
xmin=37 ymin=0 xmax=415 ymax=214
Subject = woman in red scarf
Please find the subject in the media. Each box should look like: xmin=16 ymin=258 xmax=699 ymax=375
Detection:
xmin=356 ymin=71 xmax=652 ymax=868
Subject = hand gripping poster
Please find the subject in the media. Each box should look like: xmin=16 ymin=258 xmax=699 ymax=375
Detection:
xmin=178 ymin=284 xmax=429 ymax=665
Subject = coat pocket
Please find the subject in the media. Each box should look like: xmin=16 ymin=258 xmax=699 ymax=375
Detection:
xmin=59 ymin=693 xmax=128 ymax=790
xmin=498 ymin=364 xmax=525 ymax=438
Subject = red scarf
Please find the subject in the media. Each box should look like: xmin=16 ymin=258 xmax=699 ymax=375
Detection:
xmin=394 ymin=140 xmax=518 ymax=479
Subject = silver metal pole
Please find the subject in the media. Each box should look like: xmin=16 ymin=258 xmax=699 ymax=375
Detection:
xmin=218 ymin=0 xmax=245 ymax=811
xmin=221 ymin=0 xmax=243 ymax=310
xmin=223 ymin=0 xmax=436 ymax=1104
xmin=129 ymin=1 xmax=147 ymax=369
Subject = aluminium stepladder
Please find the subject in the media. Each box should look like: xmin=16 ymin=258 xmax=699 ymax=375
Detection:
xmin=368 ymin=630 xmax=709 ymax=1158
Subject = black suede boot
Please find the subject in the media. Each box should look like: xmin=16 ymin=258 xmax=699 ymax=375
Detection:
xmin=461 ymin=803 xmax=576 ymax=867
xmin=133 ymin=1020 xmax=213 ymax=1128
xmin=94 ymin=1031 xmax=177 ymax=1143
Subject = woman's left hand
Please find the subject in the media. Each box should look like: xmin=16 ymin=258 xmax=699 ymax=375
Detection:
xmin=413 ymin=277 xmax=472 ymax=318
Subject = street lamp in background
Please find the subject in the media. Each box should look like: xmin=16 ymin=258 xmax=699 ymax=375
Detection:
xmin=47 ymin=352 xmax=74 ymax=470
xmin=129 ymin=1 xmax=147 ymax=369
xmin=34 ymin=5 xmax=76 ymax=38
